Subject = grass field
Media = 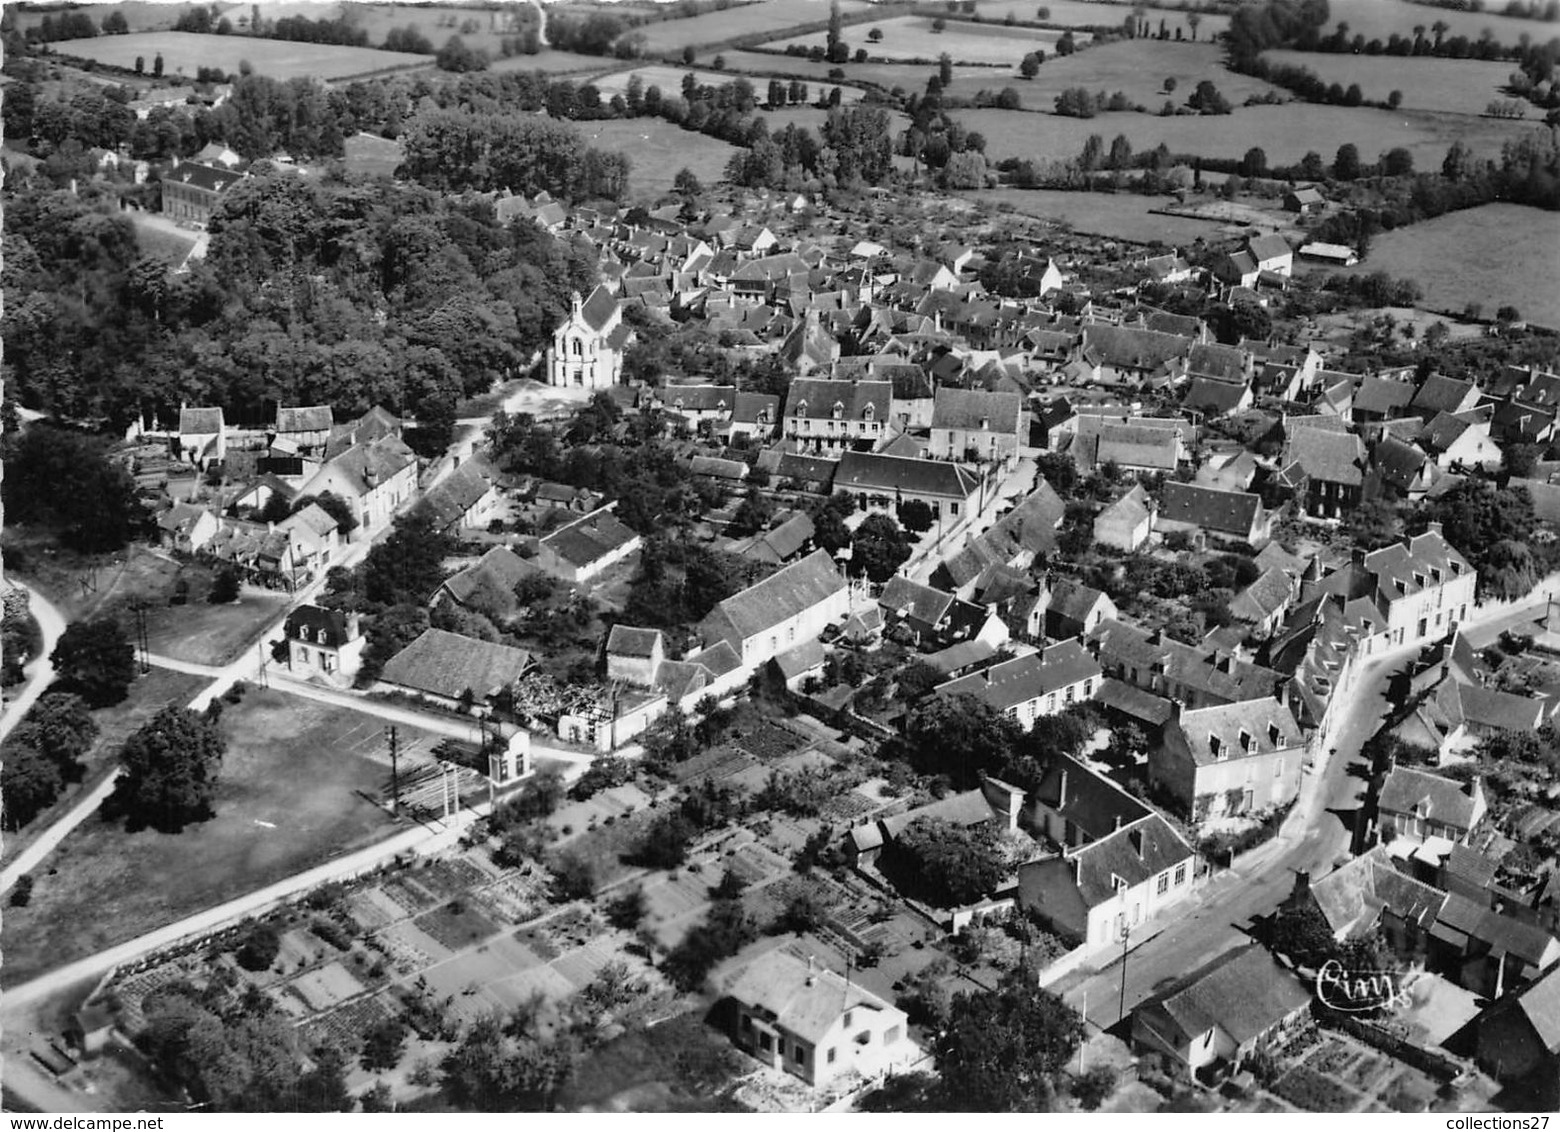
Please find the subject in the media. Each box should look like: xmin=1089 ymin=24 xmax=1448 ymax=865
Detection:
xmin=958 ymin=103 xmax=1534 ymax=168
xmin=631 ymin=0 xmax=873 ymax=53
xmin=573 ymin=118 xmax=739 ymax=198
xmin=9 ymin=1 xmax=209 ymax=33
xmin=1341 ymin=203 xmax=1560 ymax=330
xmin=590 ymin=61 xmax=868 ymax=102
xmin=47 ymin=31 xmax=431 ymax=82
xmin=489 ymin=48 xmax=628 ymax=74
xmin=964 ymin=0 xmax=1230 ymax=38
xmin=342 ymin=131 xmax=404 ymax=178
xmin=938 ymin=39 xmax=1280 ymax=107
xmin=1262 ymin=49 xmax=1517 ymax=115
xmin=1323 ymin=0 xmax=1557 ymax=47
xmin=775 ymin=15 xmax=1078 ymax=64
xmin=1 ymin=690 xmax=429 ymax=986
xmin=242 ymin=1 xmax=534 ymax=57
xmin=967 ymin=187 xmax=1237 ymax=243
xmin=128 ymin=212 xmax=201 ymax=266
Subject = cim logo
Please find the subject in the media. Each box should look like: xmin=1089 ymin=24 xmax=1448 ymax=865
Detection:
xmin=1315 ymin=959 xmax=1410 ymax=1013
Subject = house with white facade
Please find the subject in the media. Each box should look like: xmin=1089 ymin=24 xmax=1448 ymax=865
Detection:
xmin=699 ymin=549 xmax=850 ymax=667
xmin=546 ymin=286 xmax=634 ymax=388
xmin=934 ymin=639 xmax=1102 ymax=730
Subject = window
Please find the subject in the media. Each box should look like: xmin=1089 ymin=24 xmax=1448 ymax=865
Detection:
xmin=742 ymin=1015 xmax=754 ymax=1031
xmin=1175 ymin=862 xmax=1187 ymax=884
xmin=950 ymin=502 xmax=960 ymax=515
xmin=1274 ymin=758 xmax=1284 ymax=778
xmin=572 ymin=338 xmax=583 ymax=356
xmin=1156 ymin=872 xmax=1169 ymax=895
xmin=827 ymin=1047 xmax=837 ymax=1064
xmin=842 ymin=1011 xmax=852 ymax=1028
xmin=759 ymin=1032 xmax=773 ymax=1052
xmin=787 ymin=626 xmax=795 ymax=643
xmin=1065 ymin=686 xmax=1075 ymax=704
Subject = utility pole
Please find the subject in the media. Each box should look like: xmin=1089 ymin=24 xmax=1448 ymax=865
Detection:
xmin=386 ymin=725 xmax=400 ymax=815
xmin=1117 ymin=922 xmax=1131 ymax=1026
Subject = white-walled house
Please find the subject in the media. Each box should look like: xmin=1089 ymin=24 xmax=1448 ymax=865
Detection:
xmin=283 ymin=605 xmax=366 ymax=681
xmin=699 ymin=549 xmax=850 ymax=667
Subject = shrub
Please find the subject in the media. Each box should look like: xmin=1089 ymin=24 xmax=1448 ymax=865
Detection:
xmin=236 ymin=921 xmax=281 ymax=971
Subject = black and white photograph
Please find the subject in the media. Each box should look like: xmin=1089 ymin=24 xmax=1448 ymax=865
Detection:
xmin=2 ymin=0 xmax=1559 ymax=1115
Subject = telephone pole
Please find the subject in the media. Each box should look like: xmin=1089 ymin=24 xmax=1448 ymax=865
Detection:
xmin=1117 ymin=923 xmax=1131 ymax=1025
xmin=386 ymin=725 xmax=400 ymax=814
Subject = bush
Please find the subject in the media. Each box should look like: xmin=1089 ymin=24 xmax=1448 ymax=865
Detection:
xmin=209 ymin=567 xmax=241 ymax=604
xmin=311 ymin=916 xmax=354 ymax=950
xmin=1071 ymin=1065 xmax=1117 ymax=1110
xmin=10 ymin=873 xmax=35 ymax=907
xmin=236 ymin=921 xmax=281 ymax=971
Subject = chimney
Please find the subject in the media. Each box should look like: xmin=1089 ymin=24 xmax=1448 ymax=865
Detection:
xmin=1426 ymin=520 xmax=1443 ymax=537
xmin=1114 ymin=814 xmax=1124 ymax=832
xmin=1465 ymin=775 xmax=1481 ymax=798
xmin=806 ymin=955 xmax=817 ymax=987
xmin=1291 ymin=870 xmax=1311 ymax=903
xmin=1057 ymin=769 xmax=1068 ymax=808
xmin=1168 ymin=697 xmax=1184 ymax=723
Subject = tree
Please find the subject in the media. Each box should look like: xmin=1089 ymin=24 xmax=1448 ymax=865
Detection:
xmin=672 ymin=167 xmax=703 ymax=198
xmin=605 ymin=886 xmax=648 ymax=930
xmin=868 ymin=26 xmax=883 ymax=42
xmin=3 ymin=425 xmax=145 ymax=554
xmin=1163 ymin=76 xmax=1177 ymax=93
xmin=1188 ymin=79 xmax=1231 ymax=114
xmin=729 ymin=488 xmax=775 ymax=537
xmin=550 ymin=851 xmax=596 ymax=901
xmin=153 ymin=52 xmax=164 ymax=77
xmin=1020 ymin=52 xmax=1041 ymax=78
xmin=936 ymin=974 xmax=1086 ymax=1110
xmin=1383 ymin=146 xmax=1414 ymax=176
xmin=1241 ymin=146 xmax=1268 ymax=177
xmin=1387 ymin=89 xmax=1403 ymax=109
xmin=932 ymin=17 xmax=947 ymax=32
xmin=11 ymin=692 xmax=98 ymax=783
xmin=436 ymin=34 xmax=488 ymax=72
xmin=236 ymin=921 xmax=281 ymax=971
xmin=106 ymin=705 xmax=226 ymax=833
xmin=361 ymin=1018 xmax=409 ymax=1072
xmin=1187 ymin=11 xmax=1200 ymax=39
xmin=907 ymin=692 xmax=1020 ymax=783
xmin=1267 ymin=903 xmax=1337 ymax=970
xmin=851 ymin=513 xmax=912 ymax=583
xmin=890 ymin=817 xmax=1006 ymax=906
xmin=52 ymin=619 xmax=136 ymax=708
xmin=102 ymin=10 xmax=129 ymax=33
xmin=1333 ymin=142 xmax=1362 ymax=179
xmin=938 ymin=51 xmax=954 ymax=87
xmin=442 ymin=1015 xmax=575 ymax=1111
xmin=135 ymin=54 xmax=145 ymax=73
xmin=898 ymin=498 xmax=935 ymax=534
xmin=295 ymin=491 xmax=357 ymax=535
xmin=2 ymin=747 xmax=63 ymax=832
xmin=209 ymin=566 xmax=241 ymax=604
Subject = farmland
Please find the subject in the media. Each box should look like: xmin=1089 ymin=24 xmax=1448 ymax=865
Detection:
xmin=1 ymin=691 xmax=428 ymax=985
xmin=937 ymin=39 xmax=1281 ymax=108
xmin=489 ymin=49 xmax=629 ymax=74
xmin=572 ymin=118 xmax=740 ymax=198
xmin=1322 ymin=0 xmax=1558 ymax=47
xmin=45 ymin=31 xmax=431 ymax=82
xmin=958 ymin=103 xmax=1535 ymax=168
xmin=1341 ymin=203 xmax=1560 ymax=330
xmin=7 ymin=1 xmax=209 ymax=33
xmin=1262 ymin=50 xmax=1517 ymax=115
xmin=968 ymin=187 xmax=1234 ymax=243
xmin=774 ymin=14 xmax=1081 ymax=64
xmin=961 ymin=0 xmax=1230 ymax=38
xmin=592 ymin=62 xmax=868 ymax=103
xmin=631 ymin=0 xmax=874 ymax=53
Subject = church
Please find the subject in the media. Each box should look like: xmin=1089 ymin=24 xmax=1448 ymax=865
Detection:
xmin=547 ymin=286 xmax=634 ymax=388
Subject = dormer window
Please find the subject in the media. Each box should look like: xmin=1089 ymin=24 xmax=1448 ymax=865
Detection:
xmin=796 ymin=401 xmax=807 ymax=417
xmin=1268 ymin=722 xmax=1281 ymax=746
xmin=832 ymin=401 xmax=844 ymax=420
xmin=980 ymin=417 xmax=990 ymax=431
xmin=1210 ymin=734 xmax=1223 ymax=759
xmin=863 ymin=403 xmax=875 ymax=421
xmin=1239 ymin=729 xmax=1252 ymax=752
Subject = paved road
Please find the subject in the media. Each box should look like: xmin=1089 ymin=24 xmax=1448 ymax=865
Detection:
xmin=0 ymin=583 xmax=66 ymax=745
xmin=906 ymin=457 xmax=1038 ymax=585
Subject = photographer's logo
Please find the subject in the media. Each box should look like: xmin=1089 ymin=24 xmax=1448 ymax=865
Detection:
xmin=1315 ymin=959 xmax=1409 ymax=1012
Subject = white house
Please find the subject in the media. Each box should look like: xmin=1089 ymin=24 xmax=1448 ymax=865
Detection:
xmin=534 ymin=505 xmax=642 ymax=584
xmin=296 ymin=434 xmax=418 ymax=534
xmin=934 ymin=639 xmax=1102 ymax=730
xmin=699 ymin=549 xmax=849 ymax=667
xmin=283 ymin=605 xmax=366 ymax=681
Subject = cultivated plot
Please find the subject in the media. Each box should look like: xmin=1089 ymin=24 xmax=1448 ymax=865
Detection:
xmin=571 ymin=118 xmax=740 ymax=198
xmin=1 ymin=691 xmax=427 ymax=985
xmin=1261 ymin=49 xmax=1518 ymax=115
xmin=1340 ymin=202 xmax=1560 ymax=330
xmin=631 ymin=0 xmax=874 ymax=53
xmin=1323 ymin=0 xmax=1557 ymax=47
xmin=774 ymin=15 xmax=1078 ymax=64
xmin=46 ymin=32 xmax=431 ymax=82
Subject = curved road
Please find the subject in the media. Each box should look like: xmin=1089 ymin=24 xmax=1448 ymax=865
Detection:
xmin=0 ymin=582 xmax=67 ymax=745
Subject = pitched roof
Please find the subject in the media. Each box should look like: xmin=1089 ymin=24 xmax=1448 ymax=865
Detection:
xmin=880 ymin=575 xmax=954 ymax=628
xmin=169 ymin=160 xmax=239 ymax=193
xmin=1248 ymin=233 xmax=1292 ymax=262
xmin=935 ymin=639 xmax=1101 ymax=713
xmin=1310 ymin=845 xmax=1449 ymax=936
xmin=1286 ymin=426 xmax=1366 ymax=486
xmin=784 ymin=378 xmax=890 ymax=422
xmin=1354 ymin=376 xmax=1416 ymax=417
xmin=1187 ymin=342 xmax=1249 ymax=383
xmin=983 ymin=480 xmax=1066 ymax=558
xmin=663 ymin=384 xmax=737 ymax=413
xmin=1173 ymin=697 xmax=1303 ymax=766
xmin=312 ymin=434 xmax=417 ymax=498
xmin=540 ymin=507 xmax=640 ymax=568
xmin=1034 ymin=753 xmax=1148 ymax=842
xmin=1412 ymin=374 xmax=1478 ymax=417
xmin=380 ymin=628 xmax=533 ymax=700
xmin=1140 ymin=944 xmax=1312 ymax=1047
xmin=606 ymin=624 xmax=663 ymax=658
xmin=834 ymin=452 xmax=980 ymax=501
xmin=1183 ymin=377 xmax=1249 ymax=416
xmin=284 ymin=605 xmax=354 ymax=649
xmin=1096 ymin=484 xmax=1153 ymax=531
xmin=179 ymin=406 xmax=223 ymax=435
xmin=1070 ymin=813 xmax=1194 ymax=908
xmin=1081 ymin=325 xmax=1192 ymax=372
xmin=1379 ymin=765 xmax=1483 ymax=829
xmin=417 ymin=459 xmax=496 ymax=529
xmin=1487 ymin=965 xmax=1560 ymax=1054
xmin=1157 ymin=482 xmax=1263 ymax=537
xmin=725 ymin=951 xmax=900 ymax=1045
xmin=1046 ymin=577 xmax=1109 ymax=623
xmin=440 ymin=546 xmax=540 ymax=607
xmin=579 ymin=285 xmax=619 ymax=332
xmin=931 ymin=387 xmax=1023 ymax=434
xmin=705 ymin=549 xmax=845 ymax=643
xmin=1230 ymin=565 xmax=1295 ymax=624
xmin=276 ymin=405 xmax=333 ymax=434
xmin=733 ymin=391 xmax=779 ymax=424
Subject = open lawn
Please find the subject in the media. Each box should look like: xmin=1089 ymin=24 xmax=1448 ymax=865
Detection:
xmin=631 ymin=0 xmax=873 ymax=53
xmin=1341 ymin=203 xmax=1560 ymax=330
xmin=718 ymin=48 xmax=956 ymax=91
xmin=557 ymin=1011 xmax=751 ymax=1112
xmin=342 ymin=131 xmax=404 ymax=178
xmin=572 ymin=118 xmax=739 ymax=199
xmin=127 ymin=212 xmax=201 ymax=266
xmin=961 ymin=0 xmax=1229 ymax=38
xmin=958 ymin=103 xmax=1534 ymax=168
xmin=1323 ymin=0 xmax=1557 ymax=48
xmin=775 ymin=15 xmax=1079 ymax=64
xmin=938 ymin=39 xmax=1280 ymax=108
xmin=967 ymin=187 xmax=1278 ymax=243
xmin=46 ymin=32 xmax=431 ymax=82
xmin=9 ymin=2 xmax=210 ymax=33
xmin=489 ymin=48 xmax=629 ymax=74
xmin=1262 ymin=49 xmax=1517 ymax=115
xmin=0 ymin=690 xmax=427 ymax=986
xmin=222 ymin=1 xmax=536 ymax=58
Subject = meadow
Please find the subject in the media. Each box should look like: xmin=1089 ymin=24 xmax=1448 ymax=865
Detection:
xmin=9 ymin=1 xmax=207 ymax=33
xmin=1341 ymin=203 xmax=1560 ymax=330
xmin=958 ymin=102 xmax=1535 ymax=168
xmin=968 ymin=186 xmax=1231 ymax=243
xmin=775 ymin=14 xmax=1079 ymax=64
xmin=46 ymin=31 xmax=431 ymax=82
xmin=1322 ymin=0 xmax=1558 ymax=47
xmin=572 ymin=117 xmax=740 ymax=197
xmin=0 ymin=691 xmax=428 ymax=985
xmin=937 ymin=39 xmax=1281 ymax=108
xmin=489 ymin=49 xmax=629 ymax=74
xmin=1262 ymin=49 xmax=1518 ymax=115
xmin=960 ymin=0 xmax=1230 ymax=38
xmin=631 ymin=0 xmax=874 ymax=53
xmin=591 ymin=61 xmax=867 ymax=102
